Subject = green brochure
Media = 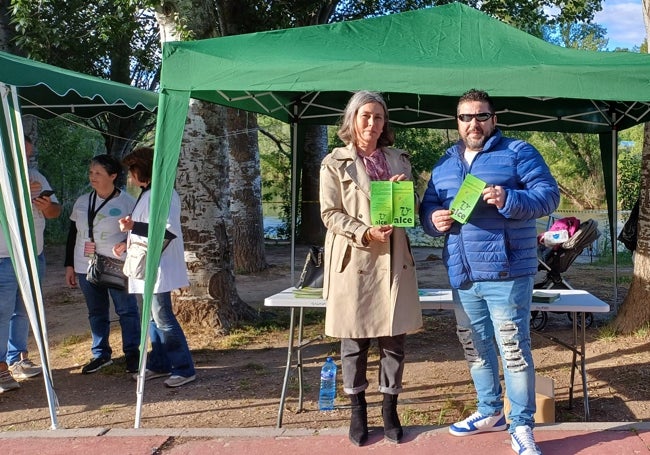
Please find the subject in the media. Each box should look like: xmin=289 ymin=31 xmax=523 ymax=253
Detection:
xmin=370 ymin=181 xmax=415 ymax=227
xmin=450 ymin=174 xmax=487 ymax=224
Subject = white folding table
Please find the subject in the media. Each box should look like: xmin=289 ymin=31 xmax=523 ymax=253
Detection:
xmin=264 ymin=288 xmax=610 ymax=428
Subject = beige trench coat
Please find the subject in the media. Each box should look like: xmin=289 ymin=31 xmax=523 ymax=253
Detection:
xmin=319 ymin=144 xmax=422 ymax=339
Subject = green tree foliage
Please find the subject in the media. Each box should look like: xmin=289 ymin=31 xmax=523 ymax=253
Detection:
xmin=36 ymin=118 xmax=104 ymax=243
xmin=258 ymin=115 xmax=293 ymax=236
xmin=9 ymin=0 xmax=159 ymax=156
xmin=618 ymin=125 xmax=643 ymax=210
xmin=544 ymin=21 xmax=608 ymax=49
xmin=10 ymin=0 xmax=159 ymax=87
xmin=393 ymin=127 xmax=451 ymax=193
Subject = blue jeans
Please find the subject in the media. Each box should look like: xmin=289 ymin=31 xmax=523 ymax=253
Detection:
xmin=0 ymin=253 xmax=45 ymax=365
xmin=146 ymin=292 xmax=195 ymax=377
xmin=453 ymin=276 xmax=536 ymax=432
xmin=77 ymin=273 xmax=141 ymax=360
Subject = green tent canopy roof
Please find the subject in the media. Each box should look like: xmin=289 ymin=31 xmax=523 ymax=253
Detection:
xmin=0 ymin=51 xmax=158 ymax=118
xmin=159 ymin=2 xmax=650 ymax=133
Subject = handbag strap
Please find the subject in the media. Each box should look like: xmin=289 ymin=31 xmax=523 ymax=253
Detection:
xmin=87 ymin=188 xmax=119 ymax=242
xmin=126 ymin=185 xmax=173 ymax=253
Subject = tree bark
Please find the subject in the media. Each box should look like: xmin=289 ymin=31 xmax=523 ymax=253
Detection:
xmin=612 ymin=0 xmax=650 ymax=334
xmin=229 ymin=109 xmax=267 ymax=272
xmin=300 ymin=125 xmax=327 ymax=244
xmin=175 ymin=99 xmax=255 ymax=333
xmin=216 ymin=0 xmax=268 ymax=273
xmin=155 ymin=0 xmax=255 ymax=334
xmin=0 ymin=2 xmax=17 ymax=53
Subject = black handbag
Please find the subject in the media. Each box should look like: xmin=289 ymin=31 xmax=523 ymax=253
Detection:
xmin=87 ymin=254 xmax=127 ymax=290
xmin=85 ymin=189 xmax=128 ymax=290
xmin=618 ymin=199 xmax=639 ymax=252
xmin=296 ymin=246 xmax=324 ymax=289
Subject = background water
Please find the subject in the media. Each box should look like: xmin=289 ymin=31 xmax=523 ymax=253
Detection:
xmin=264 ymin=209 xmax=632 ymax=254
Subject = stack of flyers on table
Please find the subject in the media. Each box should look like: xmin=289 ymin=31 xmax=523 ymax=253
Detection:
xmin=293 ymin=287 xmax=323 ymax=298
xmin=532 ymin=291 xmax=560 ymax=303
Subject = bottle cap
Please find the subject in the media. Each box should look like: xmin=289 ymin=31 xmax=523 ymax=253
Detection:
xmin=326 ymin=357 xmax=332 ymax=362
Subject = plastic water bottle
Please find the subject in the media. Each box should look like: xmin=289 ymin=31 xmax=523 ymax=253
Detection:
xmin=318 ymin=357 xmax=337 ymax=411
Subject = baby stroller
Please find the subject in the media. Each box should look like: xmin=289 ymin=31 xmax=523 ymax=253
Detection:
xmin=530 ymin=217 xmax=601 ymax=330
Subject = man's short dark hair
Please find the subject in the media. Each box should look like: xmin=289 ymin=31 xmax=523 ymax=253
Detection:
xmin=458 ymin=89 xmax=496 ymax=113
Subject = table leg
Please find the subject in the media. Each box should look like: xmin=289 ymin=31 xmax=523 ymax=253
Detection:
xmin=297 ymin=307 xmax=305 ymax=412
xmin=580 ymin=312 xmax=590 ymax=421
xmin=568 ymin=312 xmax=577 ymax=409
xmin=568 ymin=311 xmax=590 ymax=421
xmin=276 ymin=307 xmax=296 ymax=428
xmin=532 ymin=311 xmax=590 ymax=421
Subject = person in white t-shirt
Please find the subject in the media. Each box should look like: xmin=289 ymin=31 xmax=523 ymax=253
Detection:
xmin=65 ymin=155 xmax=141 ymax=374
xmin=0 ymin=136 xmax=61 ymax=392
xmin=113 ymin=147 xmax=195 ymax=388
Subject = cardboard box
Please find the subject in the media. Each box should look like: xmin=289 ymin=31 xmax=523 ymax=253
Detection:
xmin=504 ymin=374 xmax=555 ymax=423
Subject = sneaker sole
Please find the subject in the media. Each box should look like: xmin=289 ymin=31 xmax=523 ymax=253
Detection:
xmin=449 ymin=423 xmax=507 ymax=437
xmin=10 ymin=371 xmax=42 ymax=380
xmin=0 ymin=383 xmax=21 ymax=393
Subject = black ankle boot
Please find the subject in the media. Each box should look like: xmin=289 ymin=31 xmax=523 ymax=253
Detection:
xmin=348 ymin=391 xmax=368 ymax=446
xmin=382 ymin=393 xmax=403 ymax=443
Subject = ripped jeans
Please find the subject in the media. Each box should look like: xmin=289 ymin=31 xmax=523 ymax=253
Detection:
xmin=453 ymin=276 xmax=535 ymax=432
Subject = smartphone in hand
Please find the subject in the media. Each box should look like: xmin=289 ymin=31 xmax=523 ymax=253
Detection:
xmin=37 ymin=190 xmax=55 ymax=198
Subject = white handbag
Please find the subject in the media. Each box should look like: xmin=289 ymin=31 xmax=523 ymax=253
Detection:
xmin=122 ymin=241 xmax=148 ymax=280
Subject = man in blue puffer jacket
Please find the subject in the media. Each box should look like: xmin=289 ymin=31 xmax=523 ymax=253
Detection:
xmin=419 ymin=89 xmax=559 ymax=455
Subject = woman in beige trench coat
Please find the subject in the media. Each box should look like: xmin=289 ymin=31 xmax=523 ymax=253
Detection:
xmin=319 ymin=91 xmax=422 ymax=446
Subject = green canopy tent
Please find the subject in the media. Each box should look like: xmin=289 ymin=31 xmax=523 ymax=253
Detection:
xmin=149 ymin=2 xmax=650 ymax=425
xmin=0 ymin=50 xmax=157 ymax=429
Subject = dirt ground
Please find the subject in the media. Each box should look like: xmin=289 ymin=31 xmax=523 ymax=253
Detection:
xmin=0 ymin=243 xmax=646 ymax=432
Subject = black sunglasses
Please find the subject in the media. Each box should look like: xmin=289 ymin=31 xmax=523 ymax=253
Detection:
xmin=457 ymin=112 xmax=494 ymax=122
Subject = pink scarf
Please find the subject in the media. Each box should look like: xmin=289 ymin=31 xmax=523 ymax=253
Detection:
xmin=359 ymin=149 xmax=391 ymax=181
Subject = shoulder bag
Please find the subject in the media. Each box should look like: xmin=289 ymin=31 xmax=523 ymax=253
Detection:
xmin=296 ymin=246 xmax=324 ymax=289
xmin=85 ymin=189 xmax=128 ymax=290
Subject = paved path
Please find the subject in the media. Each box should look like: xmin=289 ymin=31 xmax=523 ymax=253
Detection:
xmin=1 ymin=423 xmax=650 ymax=454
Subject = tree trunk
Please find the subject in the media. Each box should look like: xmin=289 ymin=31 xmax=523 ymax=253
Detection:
xmin=155 ymin=0 xmax=255 ymax=334
xmin=216 ymin=1 xmax=267 ymax=273
xmin=175 ymin=100 xmax=255 ymax=333
xmin=0 ymin=2 xmax=16 ymax=53
xmin=228 ymin=109 xmax=267 ymax=273
xmin=300 ymin=125 xmax=327 ymax=244
xmin=612 ymin=1 xmax=650 ymax=334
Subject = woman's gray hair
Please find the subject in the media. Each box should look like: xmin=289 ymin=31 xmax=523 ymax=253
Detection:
xmin=337 ymin=91 xmax=395 ymax=147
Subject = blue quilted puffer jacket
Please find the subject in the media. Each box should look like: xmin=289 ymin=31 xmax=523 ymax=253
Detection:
xmin=419 ymin=130 xmax=559 ymax=289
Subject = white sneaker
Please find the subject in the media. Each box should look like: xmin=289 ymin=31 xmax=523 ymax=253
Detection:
xmin=164 ymin=374 xmax=196 ymax=388
xmin=449 ymin=409 xmax=507 ymax=436
xmin=9 ymin=358 xmax=42 ymax=379
xmin=0 ymin=368 xmax=20 ymax=393
xmin=511 ymin=425 xmax=542 ymax=455
xmin=131 ymin=369 xmax=171 ymax=381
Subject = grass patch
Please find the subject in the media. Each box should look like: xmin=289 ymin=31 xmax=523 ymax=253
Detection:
xmin=99 ymin=404 xmax=119 ymax=414
xmin=61 ymin=334 xmax=87 ymax=347
xmin=596 ymin=324 xmax=618 ymax=341
xmin=591 ymin=251 xmax=634 ymax=267
xmin=633 ymin=324 xmax=650 ymax=338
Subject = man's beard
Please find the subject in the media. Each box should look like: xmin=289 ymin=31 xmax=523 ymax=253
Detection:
xmin=464 ymin=132 xmax=487 ymax=150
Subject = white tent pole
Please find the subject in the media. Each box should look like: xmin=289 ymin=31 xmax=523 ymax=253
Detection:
xmin=290 ymin=109 xmax=298 ymax=283
xmin=612 ymin=119 xmax=619 ymax=311
xmin=134 ymin=318 xmax=152 ymax=428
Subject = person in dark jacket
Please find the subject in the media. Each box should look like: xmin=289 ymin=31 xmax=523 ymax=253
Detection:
xmin=419 ymin=89 xmax=559 ymax=455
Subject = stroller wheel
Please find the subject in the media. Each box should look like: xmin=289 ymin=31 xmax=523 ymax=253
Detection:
xmin=531 ymin=310 xmax=548 ymax=331
xmin=567 ymin=312 xmax=594 ymax=328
